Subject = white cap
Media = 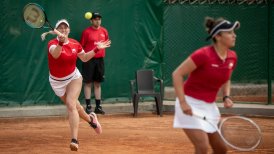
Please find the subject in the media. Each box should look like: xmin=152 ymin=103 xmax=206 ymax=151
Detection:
xmin=55 ymin=19 xmax=70 ymax=29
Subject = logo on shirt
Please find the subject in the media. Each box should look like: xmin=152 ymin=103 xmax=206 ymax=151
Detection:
xmin=100 ymin=34 xmax=105 ymax=38
xmin=72 ymin=49 xmax=76 ymax=54
xmin=211 ymin=64 xmax=219 ymax=68
xmin=229 ymin=63 xmax=234 ymax=69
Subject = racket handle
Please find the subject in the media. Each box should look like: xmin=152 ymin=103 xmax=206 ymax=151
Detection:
xmin=53 ymin=29 xmax=64 ymax=37
xmin=193 ymin=113 xmax=206 ymax=120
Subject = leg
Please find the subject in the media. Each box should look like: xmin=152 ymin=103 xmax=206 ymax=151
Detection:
xmin=94 ymin=58 xmax=104 ymax=101
xmin=62 ymin=95 xmax=102 ymax=135
xmin=94 ymin=81 xmax=105 ymax=114
xmin=65 ymin=78 xmax=83 ymax=141
xmin=61 ymin=96 xmax=90 ymax=123
xmin=82 ymin=59 xmax=95 ymax=114
xmin=76 ymin=100 xmax=102 ymax=134
xmin=84 ymin=82 xmax=93 ymax=100
xmin=84 ymin=82 xmax=93 ymax=114
xmin=76 ymin=100 xmax=91 ymax=122
xmin=94 ymin=81 xmax=101 ymax=100
xmin=208 ymin=132 xmax=227 ymax=154
xmin=61 ymin=95 xmax=79 ymax=151
xmin=75 ymin=96 xmax=103 ymax=134
xmin=184 ymin=129 xmax=210 ymax=154
xmin=94 ymin=58 xmax=105 ymax=114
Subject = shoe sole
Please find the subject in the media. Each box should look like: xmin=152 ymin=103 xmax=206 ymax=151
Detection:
xmin=90 ymin=112 xmax=102 ymax=134
xmin=70 ymin=143 xmax=78 ymax=151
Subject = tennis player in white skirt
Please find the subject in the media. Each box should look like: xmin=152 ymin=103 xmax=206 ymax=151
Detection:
xmin=173 ymin=17 xmax=240 ymax=154
xmin=46 ymin=19 xmax=111 ymax=151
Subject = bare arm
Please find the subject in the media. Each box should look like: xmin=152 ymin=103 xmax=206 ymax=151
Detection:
xmin=49 ymin=32 xmax=66 ymax=59
xmin=222 ymin=77 xmax=234 ymax=108
xmin=50 ymin=44 xmax=63 ymax=59
xmin=78 ymin=48 xmax=97 ymax=62
xmin=78 ymin=40 xmax=111 ymax=62
xmin=172 ymin=57 xmax=197 ymax=115
xmin=222 ymin=80 xmax=231 ymax=97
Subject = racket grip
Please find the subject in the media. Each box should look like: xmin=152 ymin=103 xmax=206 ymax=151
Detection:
xmin=53 ymin=29 xmax=64 ymax=37
xmin=193 ymin=113 xmax=206 ymax=120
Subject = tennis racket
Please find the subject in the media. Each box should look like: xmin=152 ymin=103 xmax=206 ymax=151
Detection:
xmin=22 ymin=3 xmax=63 ymax=37
xmin=193 ymin=113 xmax=262 ymax=151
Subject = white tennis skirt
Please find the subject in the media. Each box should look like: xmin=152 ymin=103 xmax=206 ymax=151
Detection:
xmin=49 ymin=68 xmax=82 ymax=97
xmin=173 ymin=95 xmax=220 ymax=133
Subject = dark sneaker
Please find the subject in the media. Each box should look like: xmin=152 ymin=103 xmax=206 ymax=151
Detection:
xmin=85 ymin=105 xmax=92 ymax=114
xmin=70 ymin=139 xmax=79 ymax=151
xmin=89 ymin=112 xmax=102 ymax=134
xmin=94 ymin=106 xmax=105 ymax=115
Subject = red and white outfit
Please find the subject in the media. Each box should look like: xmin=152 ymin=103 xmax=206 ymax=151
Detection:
xmin=173 ymin=46 xmax=237 ymax=133
xmin=48 ymin=38 xmax=85 ymax=97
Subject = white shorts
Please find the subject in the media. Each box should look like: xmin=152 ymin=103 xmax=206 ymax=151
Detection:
xmin=173 ymin=95 xmax=220 ymax=133
xmin=49 ymin=68 xmax=82 ymax=97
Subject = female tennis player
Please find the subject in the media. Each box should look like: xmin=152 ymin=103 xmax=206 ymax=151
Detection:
xmin=47 ymin=19 xmax=111 ymax=151
xmin=173 ymin=17 xmax=239 ymax=154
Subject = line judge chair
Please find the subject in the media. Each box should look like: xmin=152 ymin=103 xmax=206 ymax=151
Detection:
xmin=130 ymin=70 xmax=163 ymax=117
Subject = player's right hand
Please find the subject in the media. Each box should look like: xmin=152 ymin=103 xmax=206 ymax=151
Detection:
xmin=224 ymin=98 xmax=233 ymax=108
xmin=180 ymin=102 xmax=193 ymax=116
xmin=58 ymin=35 xmax=66 ymax=43
xmin=54 ymin=29 xmax=65 ymax=39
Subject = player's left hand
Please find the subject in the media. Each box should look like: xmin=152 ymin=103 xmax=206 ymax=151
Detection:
xmin=97 ymin=40 xmax=111 ymax=49
xmin=224 ymin=97 xmax=233 ymax=108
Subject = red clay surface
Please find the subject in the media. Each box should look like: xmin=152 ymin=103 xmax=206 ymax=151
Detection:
xmin=0 ymin=113 xmax=273 ymax=154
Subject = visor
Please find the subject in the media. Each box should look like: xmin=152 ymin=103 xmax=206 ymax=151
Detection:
xmin=55 ymin=19 xmax=70 ymax=29
xmin=206 ymin=20 xmax=240 ymax=41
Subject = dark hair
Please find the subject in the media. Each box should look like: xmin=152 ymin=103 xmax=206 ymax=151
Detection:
xmin=204 ymin=17 xmax=225 ymax=42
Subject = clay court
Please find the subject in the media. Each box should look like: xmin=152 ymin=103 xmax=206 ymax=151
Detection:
xmin=0 ymin=113 xmax=273 ymax=154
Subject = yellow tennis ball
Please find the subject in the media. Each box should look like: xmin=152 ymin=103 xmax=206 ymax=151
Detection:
xmin=84 ymin=12 xmax=92 ymax=20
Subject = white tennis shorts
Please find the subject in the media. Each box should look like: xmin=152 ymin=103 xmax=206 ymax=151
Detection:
xmin=49 ymin=68 xmax=82 ymax=97
xmin=173 ymin=95 xmax=220 ymax=133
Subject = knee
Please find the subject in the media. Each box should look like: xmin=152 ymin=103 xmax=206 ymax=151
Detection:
xmin=66 ymin=99 xmax=77 ymax=112
xmin=85 ymin=83 xmax=92 ymax=87
xmin=94 ymin=82 xmax=101 ymax=88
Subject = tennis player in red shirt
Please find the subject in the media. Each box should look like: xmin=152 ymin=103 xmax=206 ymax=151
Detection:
xmin=80 ymin=12 xmax=109 ymax=114
xmin=47 ymin=19 xmax=110 ymax=151
xmin=173 ymin=17 xmax=240 ymax=154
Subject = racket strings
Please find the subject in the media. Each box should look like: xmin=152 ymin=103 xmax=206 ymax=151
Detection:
xmin=220 ymin=118 xmax=261 ymax=149
xmin=23 ymin=4 xmax=46 ymax=28
xmin=23 ymin=4 xmax=57 ymax=41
